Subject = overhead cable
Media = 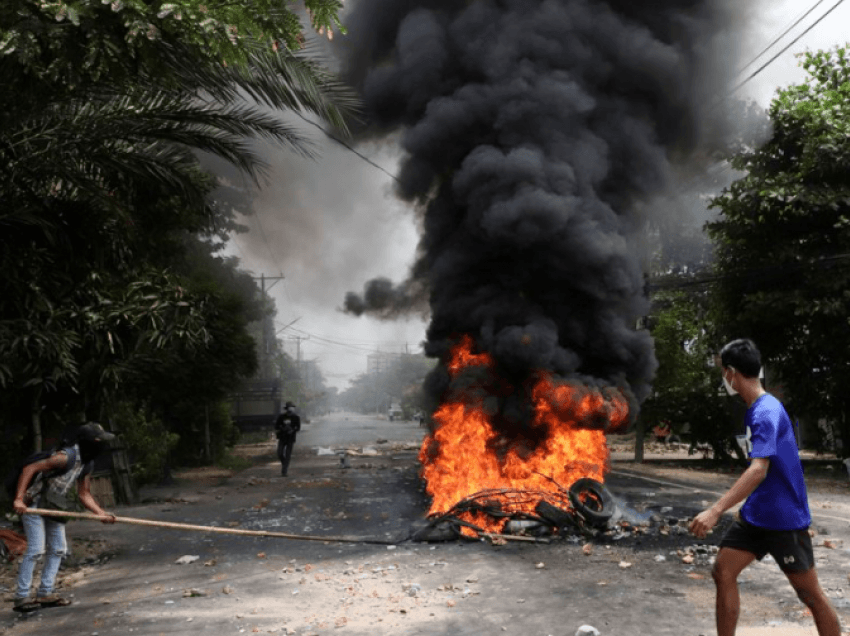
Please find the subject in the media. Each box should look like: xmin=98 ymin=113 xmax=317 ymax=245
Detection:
xmin=726 ymin=0 xmax=848 ymax=96
xmin=734 ymin=0 xmax=830 ymax=78
xmin=292 ymin=111 xmax=400 ymax=184
xmin=288 ymin=325 xmax=423 ymax=350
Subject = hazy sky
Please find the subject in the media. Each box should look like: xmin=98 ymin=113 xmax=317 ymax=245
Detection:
xmin=226 ymin=0 xmax=850 ymax=391
xmin=228 ymin=137 xmax=425 ymax=390
xmin=737 ymin=0 xmax=850 ymax=105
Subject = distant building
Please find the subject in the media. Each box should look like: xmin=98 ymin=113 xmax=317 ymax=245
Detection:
xmin=367 ymin=351 xmax=404 ymax=375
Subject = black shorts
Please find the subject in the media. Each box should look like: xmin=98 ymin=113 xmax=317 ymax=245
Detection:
xmin=720 ymin=517 xmax=814 ymax=573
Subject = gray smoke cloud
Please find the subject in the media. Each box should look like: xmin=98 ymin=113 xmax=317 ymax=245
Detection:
xmin=208 ymin=131 xmax=420 ymax=320
xmin=343 ymin=276 xmax=428 ymax=318
xmin=339 ymin=0 xmax=745 ymax=416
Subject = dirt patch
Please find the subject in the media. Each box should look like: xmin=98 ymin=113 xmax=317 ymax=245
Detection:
xmin=171 ymin=467 xmax=236 ymax=481
xmin=230 ymin=440 xmax=277 ymax=460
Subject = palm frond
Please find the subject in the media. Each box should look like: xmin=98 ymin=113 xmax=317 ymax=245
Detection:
xmin=4 ymin=85 xmax=327 ymax=200
xmin=151 ymin=40 xmax=361 ymax=135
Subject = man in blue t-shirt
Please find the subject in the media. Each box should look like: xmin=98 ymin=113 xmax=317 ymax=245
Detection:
xmin=689 ymin=339 xmax=839 ymax=636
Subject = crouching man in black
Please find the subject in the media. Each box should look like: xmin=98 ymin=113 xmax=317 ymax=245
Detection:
xmin=274 ymin=402 xmax=301 ymax=477
xmin=12 ymin=423 xmax=117 ymax=613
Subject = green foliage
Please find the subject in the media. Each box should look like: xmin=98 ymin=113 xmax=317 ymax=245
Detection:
xmin=121 ymin=249 xmax=262 ymax=465
xmin=216 ymin=449 xmax=252 ymax=473
xmin=640 ymin=292 xmax=741 ymax=461
xmin=648 ymin=292 xmax=712 ymax=391
xmin=0 ymin=0 xmax=346 ymax=85
xmin=112 ymin=401 xmax=178 ymax=485
xmin=164 ymin=399 xmax=240 ymax=465
xmin=707 ymin=46 xmax=850 ymax=453
xmin=0 ymin=0 xmax=358 ymax=467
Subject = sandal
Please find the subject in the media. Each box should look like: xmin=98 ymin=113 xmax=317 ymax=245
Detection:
xmin=35 ymin=596 xmax=71 ymax=607
xmin=12 ymin=600 xmax=40 ymax=613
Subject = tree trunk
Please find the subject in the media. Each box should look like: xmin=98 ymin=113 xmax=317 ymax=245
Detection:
xmin=204 ymin=403 xmax=211 ymax=462
xmin=31 ymin=389 xmax=43 ymax=452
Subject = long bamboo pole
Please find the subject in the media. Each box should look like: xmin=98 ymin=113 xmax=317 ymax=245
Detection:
xmin=26 ymin=508 xmax=392 ymax=544
xmin=26 ymin=508 xmax=544 ymax=544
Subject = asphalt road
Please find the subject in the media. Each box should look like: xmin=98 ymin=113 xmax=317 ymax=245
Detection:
xmin=4 ymin=413 xmax=850 ymax=636
xmin=297 ymin=411 xmax=426 ymax=449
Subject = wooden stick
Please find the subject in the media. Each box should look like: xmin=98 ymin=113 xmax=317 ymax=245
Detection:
xmin=25 ymin=508 xmax=393 ymax=545
xmin=480 ymin=532 xmax=549 ymax=543
xmin=27 ymin=508 xmax=543 ymax=545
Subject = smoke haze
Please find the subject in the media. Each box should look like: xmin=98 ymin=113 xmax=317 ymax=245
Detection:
xmin=218 ymin=132 xmax=427 ymax=387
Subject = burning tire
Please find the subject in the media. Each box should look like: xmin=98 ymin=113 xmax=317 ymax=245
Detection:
xmin=568 ymin=478 xmax=613 ymax=527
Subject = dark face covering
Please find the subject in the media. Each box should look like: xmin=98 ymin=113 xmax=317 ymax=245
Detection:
xmin=79 ymin=439 xmax=109 ymax=463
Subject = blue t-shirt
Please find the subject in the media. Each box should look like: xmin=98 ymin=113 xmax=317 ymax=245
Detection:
xmin=739 ymin=394 xmax=811 ymax=530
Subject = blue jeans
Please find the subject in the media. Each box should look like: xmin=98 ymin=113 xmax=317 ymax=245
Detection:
xmin=16 ymin=512 xmax=67 ymax=600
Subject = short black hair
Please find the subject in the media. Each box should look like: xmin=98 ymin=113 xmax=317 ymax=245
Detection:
xmin=719 ymin=339 xmax=762 ymax=378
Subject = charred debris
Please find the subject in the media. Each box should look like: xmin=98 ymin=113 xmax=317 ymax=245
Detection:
xmin=410 ymin=477 xmax=706 ymax=548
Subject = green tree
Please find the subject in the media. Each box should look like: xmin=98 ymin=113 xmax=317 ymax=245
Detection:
xmin=110 ymin=401 xmax=179 ymax=485
xmin=707 ymin=46 xmax=850 ymax=454
xmin=123 ymin=246 xmax=263 ymax=469
xmin=640 ymin=292 xmax=737 ymax=460
xmin=1 ymin=0 xmax=346 ymax=84
xmin=0 ymin=0 xmax=358 ymax=460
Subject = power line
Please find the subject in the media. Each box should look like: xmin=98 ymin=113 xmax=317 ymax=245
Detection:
xmin=287 ymin=325 xmax=423 ymax=350
xmin=734 ymin=0 xmax=830 ymax=78
xmin=726 ymin=0 xmax=848 ymax=96
xmin=310 ymin=345 xmax=376 ymax=357
xmin=282 ymin=329 xmax=425 ymax=360
xmin=277 ymin=327 xmax=376 ymax=354
xmin=292 ymin=111 xmax=400 ymax=184
xmin=275 ymin=316 xmax=301 ymax=335
xmin=293 ymin=331 xmax=394 ymax=354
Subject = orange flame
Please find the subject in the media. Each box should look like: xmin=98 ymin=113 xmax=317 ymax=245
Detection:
xmin=446 ymin=334 xmax=492 ymax=375
xmin=418 ymin=336 xmax=629 ymax=536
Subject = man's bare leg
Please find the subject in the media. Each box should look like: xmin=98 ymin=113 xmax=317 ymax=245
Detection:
xmin=712 ymin=547 xmax=757 ymax=636
xmin=785 ymin=567 xmax=841 ymax=636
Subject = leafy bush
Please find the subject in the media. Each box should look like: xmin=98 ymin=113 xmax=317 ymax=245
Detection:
xmin=113 ymin=401 xmax=178 ymax=485
xmin=640 ymin=291 xmax=746 ymax=462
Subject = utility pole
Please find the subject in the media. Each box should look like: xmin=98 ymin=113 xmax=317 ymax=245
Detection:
xmin=252 ymin=274 xmax=284 ymax=378
xmin=287 ymin=335 xmax=310 ymax=396
xmin=288 ymin=335 xmax=309 ymax=368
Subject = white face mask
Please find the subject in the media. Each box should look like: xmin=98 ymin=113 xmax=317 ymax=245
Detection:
xmin=722 ymin=367 xmax=738 ymax=396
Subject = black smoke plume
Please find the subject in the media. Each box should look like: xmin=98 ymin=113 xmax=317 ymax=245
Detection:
xmin=340 ymin=0 xmax=741 ymax=420
xmin=343 ymin=276 xmax=428 ymax=319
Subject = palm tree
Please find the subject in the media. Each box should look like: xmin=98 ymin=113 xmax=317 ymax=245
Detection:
xmin=1 ymin=41 xmax=359 ymax=227
xmin=0 ymin=38 xmax=360 ymax=449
